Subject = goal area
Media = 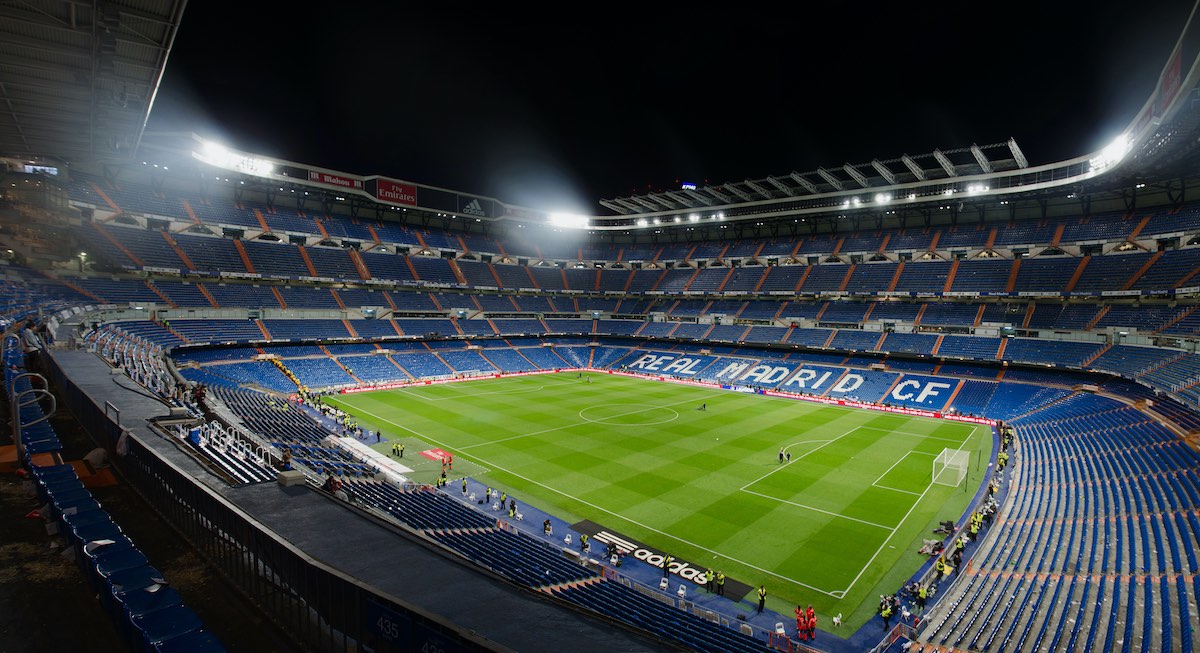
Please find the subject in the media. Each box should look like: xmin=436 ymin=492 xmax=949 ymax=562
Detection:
xmin=933 ymin=448 xmax=969 ymax=487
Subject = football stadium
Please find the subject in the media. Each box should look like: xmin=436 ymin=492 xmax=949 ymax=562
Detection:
xmin=1 ymin=3 xmax=1200 ymax=653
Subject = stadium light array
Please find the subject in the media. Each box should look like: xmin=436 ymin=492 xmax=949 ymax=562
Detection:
xmin=548 ymin=212 xmax=589 ymax=229
xmin=1090 ymin=134 xmax=1131 ymax=172
xmin=193 ymin=140 xmax=276 ymax=178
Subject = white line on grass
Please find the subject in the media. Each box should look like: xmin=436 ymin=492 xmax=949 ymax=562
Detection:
xmin=872 ymin=451 xmax=935 ymax=496
xmin=739 ymin=488 xmax=894 ymax=530
xmin=346 ymin=387 xmax=992 ymax=600
xmin=857 ymin=425 xmax=970 ymax=445
xmin=458 ymin=392 xmax=721 ymax=451
xmin=838 ymin=469 xmax=940 ymax=596
xmin=336 ymin=400 xmax=845 ymax=597
xmin=738 ymin=425 xmax=863 ymax=492
xmin=395 ymin=384 xmax=548 ymax=402
xmin=834 ymin=424 xmax=993 ymax=595
xmin=736 ymin=421 xmax=969 ymax=596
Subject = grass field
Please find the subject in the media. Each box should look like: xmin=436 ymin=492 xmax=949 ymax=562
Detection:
xmin=326 ymin=370 xmax=992 ymax=629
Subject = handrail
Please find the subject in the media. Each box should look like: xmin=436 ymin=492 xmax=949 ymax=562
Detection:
xmin=104 ymin=400 xmax=121 ymax=426
xmin=8 ymin=372 xmax=56 ymax=460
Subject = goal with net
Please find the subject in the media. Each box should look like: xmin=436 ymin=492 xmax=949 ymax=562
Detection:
xmin=933 ymin=448 xmax=969 ymax=487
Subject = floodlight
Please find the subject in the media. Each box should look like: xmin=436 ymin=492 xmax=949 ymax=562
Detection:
xmin=194 ymin=139 xmax=275 ymax=178
xmin=1090 ymin=135 xmax=1130 ymax=171
xmin=548 ymin=213 xmax=588 ymax=229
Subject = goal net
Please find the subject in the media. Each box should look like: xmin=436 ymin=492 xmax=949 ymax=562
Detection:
xmin=933 ymin=448 xmax=969 ymax=487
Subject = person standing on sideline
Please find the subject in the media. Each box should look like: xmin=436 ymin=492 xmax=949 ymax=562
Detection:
xmin=705 ymin=568 xmax=714 ymax=592
xmin=662 ymin=554 xmax=674 ymax=579
xmin=462 ymin=477 xmax=468 ymax=495
xmin=778 ymin=448 xmax=785 ymax=463
xmin=399 ymin=443 xmax=404 ymax=458
xmin=881 ymin=602 xmax=893 ymax=630
xmin=715 ymin=570 xmax=725 ymax=596
xmin=486 ymin=486 xmax=492 ymax=503
xmin=916 ymin=583 xmax=927 ymax=611
xmin=756 ymin=585 xmax=767 ymax=613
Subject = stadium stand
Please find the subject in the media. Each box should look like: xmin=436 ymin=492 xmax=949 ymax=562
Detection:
xmin=9 ymin=15 xmax=1200 ymax=652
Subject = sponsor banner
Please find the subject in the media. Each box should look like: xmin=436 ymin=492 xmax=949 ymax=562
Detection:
xmin=622 ymin=351 xmax=718 ymax=377
xmin=339 ymin=369 xmax=566 ymax=394
xmin=307 ymin=170 xmax=364 ymax=190
xmin=944 ymin=414 xmax=994 ymax=425
xmin=375 ymin=178 xmax=418 ymax=206
xmin=503 ymin=205 xmax=545 ymax=221
xmin=300 ymin=275 xmax=337 ymax=283
xmin=143 ymin=265 xmax=181 ymax=274
xmin=1157 ymin=44 xmax=1183 ymax=116
xmin=458 ymin=196 xmax=489 ymax=218
xmin=571 ymin=520 xmax=752 ymax=600
xmin=1101 ymin=290 xmax=1142 ymax=297
xmin=943 ymin=291 xmax=979 ymax=297
xmin=220 ymin=271 xmax=262 ymax=279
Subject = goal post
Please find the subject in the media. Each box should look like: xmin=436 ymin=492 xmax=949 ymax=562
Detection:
xmin=933 ymin=448 xmax=969 ymax=487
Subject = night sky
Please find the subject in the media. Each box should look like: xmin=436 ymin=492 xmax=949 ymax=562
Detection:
xmin=146 ymin=1 xmax=1196 ymax=215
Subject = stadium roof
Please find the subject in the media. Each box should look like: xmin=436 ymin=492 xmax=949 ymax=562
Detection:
xmin=0 ymin=0 xmax=187 ymax=167
xmin=5 ymin=1 xmax=1200 ymax=240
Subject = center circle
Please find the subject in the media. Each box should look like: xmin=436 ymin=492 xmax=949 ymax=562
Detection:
xmin=579 ymin=404 xmax=680 ymax=426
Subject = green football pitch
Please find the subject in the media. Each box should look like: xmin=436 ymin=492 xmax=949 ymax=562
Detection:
xmin=326 ymin=371 xmax=992 ymax=629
